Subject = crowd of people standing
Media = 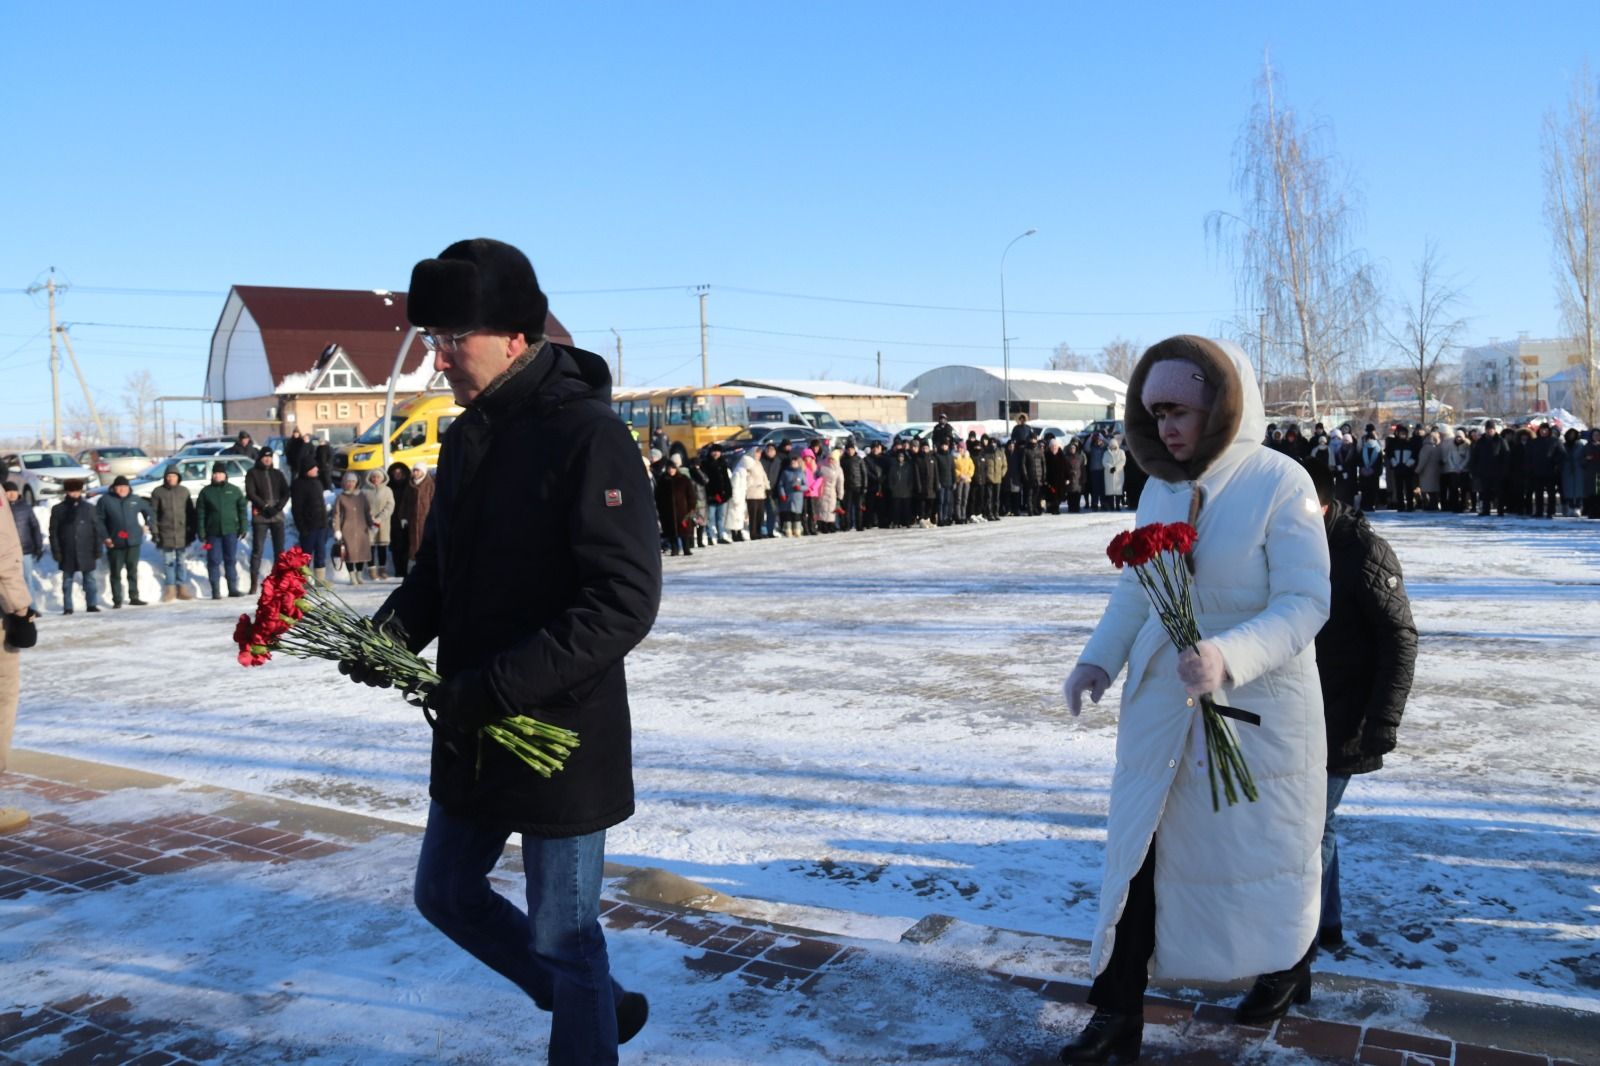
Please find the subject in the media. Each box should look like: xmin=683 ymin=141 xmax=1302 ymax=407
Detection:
xmin=2 ymin=430 xmax=439 ymax=614
xmin=1274 ymin=418 xmax=1600 ymax=519
xmin=648 ymin=415 xmax=1143 ymax=554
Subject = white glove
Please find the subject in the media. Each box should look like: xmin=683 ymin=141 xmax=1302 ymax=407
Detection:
xmin=1177 ymin=641 xmax=1228 ymax=697
xmin=333 ymin=531 xmax=343 ymax=542
xmin=400 ymin=519 xmax=408 ymax=528
xmin=1063 ymin=663 xmax=1111 ymax=717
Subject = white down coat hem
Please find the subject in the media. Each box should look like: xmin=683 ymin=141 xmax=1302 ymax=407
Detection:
xmin=1077 ymin=440 xmax=1330 ymax=982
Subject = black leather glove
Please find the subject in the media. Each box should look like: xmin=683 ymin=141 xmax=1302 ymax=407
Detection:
xmin=1359 ymin=725 xmax=1398 ymax=757
xmin=3 ymin=609 xmax=38 ymax=650
xmin=337 ymin=654 xmax=391 ymax=689
xmin=424 ymin=670 xmax=502 ymax=733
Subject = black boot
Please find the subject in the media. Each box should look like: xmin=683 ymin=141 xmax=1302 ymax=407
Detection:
xmin=1235 ymin=944 xmax=1315 ymax=1025
xmin=1059 ymin=1009 xmax=1142 ymax=1064
xmin=616 ymin=991 xmax=649 ymax=1045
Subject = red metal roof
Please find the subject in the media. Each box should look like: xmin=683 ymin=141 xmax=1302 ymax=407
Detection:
xmin=229 ymin=285 xmax=573 ymax=388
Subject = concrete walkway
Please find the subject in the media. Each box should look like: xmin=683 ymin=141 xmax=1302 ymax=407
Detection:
xmin=1 ymin=750 xmax=1593 ymax=1065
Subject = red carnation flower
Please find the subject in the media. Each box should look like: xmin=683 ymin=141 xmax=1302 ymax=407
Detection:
xmin=1163 ymin=522 xmax=1198 ymax=556
xmin=116 ymin=530 xmax=128 ymax=540
xmin=1128 ymin=525 xmax=1164 ymax=567
xmin=232 ymin=614 xmax=254 ymax=648
xmin=1106 ymin=530 xmax=1134 ymax=569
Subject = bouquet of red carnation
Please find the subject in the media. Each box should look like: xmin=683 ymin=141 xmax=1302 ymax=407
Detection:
xmin=232 ymin=546 xmax=579 ymax=778
xmin=1107 ymin=522 xmax=1258 ymax=810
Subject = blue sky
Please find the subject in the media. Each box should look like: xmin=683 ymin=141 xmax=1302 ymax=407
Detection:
xmin=2 ymin=2 xmax=1596 ymax=440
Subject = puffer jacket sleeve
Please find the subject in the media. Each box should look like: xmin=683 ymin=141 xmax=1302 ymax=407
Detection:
xmin=1078 ymin=566 xmax=1152 ymax=679
xmin=0 ymin=500 xmax=28 ymax=615
xmin=1354 ymin=527 xmax=1417 ymax=739
xmin=1207 ymin=472 xmax=1331 ymax=689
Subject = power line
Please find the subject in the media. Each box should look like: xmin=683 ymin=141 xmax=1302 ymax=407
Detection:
xmin=716 ymin=284 xmax=1233 ymax=317
xmin=711 ymin=324 xmax=1053 ymax=352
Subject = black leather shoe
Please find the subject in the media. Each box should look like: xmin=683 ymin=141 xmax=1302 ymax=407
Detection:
xmin=1059 ymin=1009 xmax=1142 ymax=1064
xmin=1235 ymin=966 xmax=1311 ymax=1025
xmin=616 ymin=991 xmax=648 ymax=1045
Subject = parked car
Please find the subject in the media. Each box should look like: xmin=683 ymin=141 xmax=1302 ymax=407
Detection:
xmin=111 ymin=454 xmax=256 ymax=501
xmin=174 ymin=435 xmax=236 ymax=457
xmin=1 ymin=451 xmax=98 ymax=506
xmin=1073 ymin=419 xmax=1125 ymax=448
xmin=841 ymin=419 xmax=894 ymax=449
xmin=76 ymin=445 xmax=152 ymax=485
xmin=698 ymin=422 xmax=852 ymax=463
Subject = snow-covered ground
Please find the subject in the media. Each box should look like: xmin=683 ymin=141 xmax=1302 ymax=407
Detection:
xmin=10 ymin=510 xmax=1600 ymax=1012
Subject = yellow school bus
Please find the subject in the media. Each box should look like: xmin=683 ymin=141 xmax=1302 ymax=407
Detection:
xmin=612 ymin=386 xmax=748 ymax=460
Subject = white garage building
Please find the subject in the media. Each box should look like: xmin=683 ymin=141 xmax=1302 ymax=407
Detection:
xmin=899 ymin=365 xmax=1127 ymax=425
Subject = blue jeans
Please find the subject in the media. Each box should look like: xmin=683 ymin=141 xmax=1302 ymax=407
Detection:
xmin=162 ymin=547 xmax=189 ymax=587
xmin=706 ymin=502 xmax=726 ymax=541
xmin=937 ymin=486 xmax=953 ymax=524
xmin=205 ymin=536 xmax=240 ymax=595
xmin=300 ymin=527 xmax=331 ymax=571
xmin=762 ymin=495 xmax=780 ymax=538
xmin=414 ymin=801 xmax=621 ymax=1065
xmin=1321 ymin=773 xmax=1352 ymax=932
xmin=61 ymin=568 xmax=98 ymax=611
xmin=19 ymin=554 xmax=40 ymax=609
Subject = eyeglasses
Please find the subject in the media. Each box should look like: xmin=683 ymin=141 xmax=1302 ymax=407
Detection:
xmin=419 ymin=327 xmax=481 ymax=354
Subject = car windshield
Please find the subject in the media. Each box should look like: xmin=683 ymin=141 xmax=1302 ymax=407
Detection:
xmin=100 ymin=447 xmax=145 ymax=458
xmin=22 ymin=453 xmax=76 ymax=469
xmin=355 ymin=414 xmax=406 ymax=445
xmin=806 ymin=411 xmax=843 ymax=430
xmin=723 ymin=428 xmax=763 ymax=444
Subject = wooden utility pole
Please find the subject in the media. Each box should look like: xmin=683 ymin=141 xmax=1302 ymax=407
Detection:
xmin=54 ymin=327 xmax=107 ymax=442
xmin=696 ymin=286 xmax=710 ymax=388
xmin=24 ymin=273 xmax=66 ymax=448
xmin=610 ymin=327 xmax=624 ymax=386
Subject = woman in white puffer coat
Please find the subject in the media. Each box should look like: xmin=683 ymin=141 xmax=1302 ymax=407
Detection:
xmin=1058 ymin=335 xmax=1331 ymax=1064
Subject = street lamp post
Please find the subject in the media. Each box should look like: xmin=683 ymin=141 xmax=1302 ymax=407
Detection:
xmin=1000 ymin=228 xmax=1037 ymax=422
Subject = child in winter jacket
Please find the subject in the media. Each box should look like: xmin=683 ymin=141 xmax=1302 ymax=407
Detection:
xmin=776 ymin=459 xmax=808 ymax=538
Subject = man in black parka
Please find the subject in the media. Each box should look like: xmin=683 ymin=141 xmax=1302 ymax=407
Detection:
xmin=1297 ymin=460 xmax=1416 ymax=951
xmin=357 ymin=239 xmax=661 ymax=1064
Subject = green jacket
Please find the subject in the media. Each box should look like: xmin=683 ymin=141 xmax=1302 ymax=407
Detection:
xmin=196 ymin=480 xmax=248 ymax=537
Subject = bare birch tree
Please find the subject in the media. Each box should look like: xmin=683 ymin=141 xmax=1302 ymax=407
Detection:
xmin=1097 ymin=337 xmax=1141 ymax=382
xmin=1543 ymin=63 xmax=1600 ymax=424
xmin=1208 ymin=56 xmax=1379 ymax=423
xmin=1047 ymin=343 xmax=1090 ymax=372
xmin=1382 ymin=241 xmax=1469 ymax=427
xmin=123 ymin=370 xmax=160 ymax=451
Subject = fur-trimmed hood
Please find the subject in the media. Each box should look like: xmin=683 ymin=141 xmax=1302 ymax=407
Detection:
xmin=1124 ymin=335 xmax=1266 ymax=484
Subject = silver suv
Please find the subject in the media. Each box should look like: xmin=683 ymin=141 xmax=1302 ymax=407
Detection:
xmin=2 ymin=451 xmax=98 ymax=506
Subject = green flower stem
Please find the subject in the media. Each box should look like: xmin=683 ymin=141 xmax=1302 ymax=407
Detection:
xmin=1127 ymin=550 xmax=1258 ymax=811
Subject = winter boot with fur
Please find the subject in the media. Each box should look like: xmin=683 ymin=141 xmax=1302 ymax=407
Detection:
xmin=175 ymin=585 xmax=194 ymax=601
xmin=161 ymin=585 xmax=177 ymax=604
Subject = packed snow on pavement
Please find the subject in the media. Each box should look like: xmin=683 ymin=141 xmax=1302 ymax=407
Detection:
xmin=8 ymin=510 xmax=1600 ymax=1017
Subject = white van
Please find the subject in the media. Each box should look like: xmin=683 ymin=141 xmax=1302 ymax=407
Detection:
xmin=729 ymin=388 xmax=848 ymax=433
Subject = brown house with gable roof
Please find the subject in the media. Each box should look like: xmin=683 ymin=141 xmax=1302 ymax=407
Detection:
xmin=204 ymin=285 xmax=572 ymax=443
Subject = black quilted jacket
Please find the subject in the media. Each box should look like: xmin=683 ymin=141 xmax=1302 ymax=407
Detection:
xmin=1316 ymin=502 xmax=1418 ymax=775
